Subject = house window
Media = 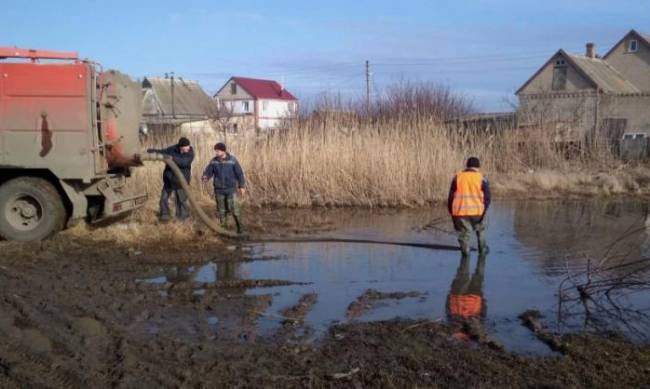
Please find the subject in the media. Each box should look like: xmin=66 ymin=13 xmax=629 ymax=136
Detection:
xmin=262 ymin=101 xmax=269 ymax=112
xmin=243 ymin=101 xmax=249 ymax=112
xmin=622 ymin=133 xmax=646 ymax=140
xmin=628 ymin=39 xmax=638 ymax=53
xmin=231 ymin=83 xmax=237 ymax=95
xmin=232 ymin=123 xmax=238 ymax=133
xmin=552 ymin=60 xmax=567 ymax=90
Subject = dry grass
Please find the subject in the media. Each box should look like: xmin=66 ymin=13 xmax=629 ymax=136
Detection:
xmin=128 ymin=117 xmax=650 ymax=215
xmin=127 ymin=82 xmax=649 ymax=213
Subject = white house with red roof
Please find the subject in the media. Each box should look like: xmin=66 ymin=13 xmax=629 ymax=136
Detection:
xmin=214 ymin=76 xmax=298 ymax=132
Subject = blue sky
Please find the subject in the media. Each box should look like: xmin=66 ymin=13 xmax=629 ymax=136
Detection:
xmin=4 ymin=0 xmax=649 ymax=111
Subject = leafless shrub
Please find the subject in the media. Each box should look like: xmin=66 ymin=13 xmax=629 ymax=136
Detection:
xmin=557 ymin=223 xmax=650 ymax=339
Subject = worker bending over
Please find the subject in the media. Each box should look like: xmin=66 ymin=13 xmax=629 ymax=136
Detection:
xmin=147 ymin=137 xmax=194 ymax=221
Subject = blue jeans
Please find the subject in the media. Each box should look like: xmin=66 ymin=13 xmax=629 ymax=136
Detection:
xmin=160 ymin=189 xmax=190 ymax=220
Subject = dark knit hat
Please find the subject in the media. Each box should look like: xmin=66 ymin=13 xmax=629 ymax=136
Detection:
xmin=214 ymin=142 xmax=227 ymax=151
xmin=466 ymin=157 xmax=480 ymax=168
xmin=178 ymin=137 xmax=191 ymax=147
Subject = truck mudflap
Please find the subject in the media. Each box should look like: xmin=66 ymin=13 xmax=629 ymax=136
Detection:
xmin=94 ymin=176 xmax=147 ymax=222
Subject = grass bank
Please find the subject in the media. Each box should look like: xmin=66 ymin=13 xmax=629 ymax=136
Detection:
xmin=131 ymin=117 xmax=650 ymax=213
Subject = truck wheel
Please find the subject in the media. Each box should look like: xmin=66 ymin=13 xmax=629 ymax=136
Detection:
xmin=0 ymin=177 xmax=67 ymax=241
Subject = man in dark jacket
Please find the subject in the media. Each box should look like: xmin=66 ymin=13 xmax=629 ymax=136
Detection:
xmin=147 ymin=137 xmax=195 ymax=221
xmin=201 ymin=142 xmax=246 ymax=234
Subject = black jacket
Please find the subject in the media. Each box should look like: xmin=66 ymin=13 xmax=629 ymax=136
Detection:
xmin=202 ymin=153 xmax=246 ymax=195
xmin=150 ymin=146 xmax=195 ymax=190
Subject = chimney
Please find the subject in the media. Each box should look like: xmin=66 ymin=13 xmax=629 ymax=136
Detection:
xmin=586 ymin=42 xmax=595 ymax=59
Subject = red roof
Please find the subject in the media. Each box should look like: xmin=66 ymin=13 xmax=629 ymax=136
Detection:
xmin=231 ymin=76 xmax=297 ymax=101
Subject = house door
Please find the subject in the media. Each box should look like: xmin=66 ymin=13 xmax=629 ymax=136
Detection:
xmin=601 ymin=118 xmax=627 ymax=143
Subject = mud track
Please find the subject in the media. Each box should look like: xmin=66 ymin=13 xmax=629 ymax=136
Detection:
xmin=1 ymin=229 xmax=650 ymax=388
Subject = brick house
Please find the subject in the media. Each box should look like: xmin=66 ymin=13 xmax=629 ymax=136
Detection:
xmin=516 ymin=30 xmax=650 ymax=145
xmin=213 ymin=76 xmax=298 ymax=133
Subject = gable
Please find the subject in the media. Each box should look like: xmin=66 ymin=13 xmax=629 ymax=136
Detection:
xmin=602 ymin=30 xmax=650 ymax=92
xmin=517 ymin=51 xmax=595 ymax=95
xmin=603 ymin=30 xmax=650 ymax=59
xmin=142 ymin=77 xmax=216 ymax=117
xmin=215 ymin=78 xmax=253 ymax=100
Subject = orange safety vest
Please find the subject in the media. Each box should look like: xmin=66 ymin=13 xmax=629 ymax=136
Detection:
xmin=451 ymin=169 xmax=485 ymax=217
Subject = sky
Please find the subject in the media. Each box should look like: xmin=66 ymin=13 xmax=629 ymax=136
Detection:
xmin=3 ymin=0 xmax=649 ymax=111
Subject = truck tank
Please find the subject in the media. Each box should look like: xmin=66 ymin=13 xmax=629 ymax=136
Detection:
xmin=0 ymin=47 xmax=147 ymax=241
xmin=98 ymin=70 xmax=143 ymax=169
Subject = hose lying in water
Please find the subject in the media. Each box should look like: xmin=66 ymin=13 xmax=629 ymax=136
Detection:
xmin=247 ymin=237 xmax=464 ymax=251
xmin=144 ymin=155 xmax=463 ymax=251
xmin=144 ymin=154 xmax=241 ymax=239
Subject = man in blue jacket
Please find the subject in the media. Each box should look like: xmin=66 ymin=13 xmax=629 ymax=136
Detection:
xmin=201 ymin=142 xmax=246 ymax=234
xmin=147 ymin=137 xmax=195 ymax=221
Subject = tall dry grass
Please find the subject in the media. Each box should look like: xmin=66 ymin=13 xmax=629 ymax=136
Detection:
xmin=129 ymin=83 xmax=650 ymax=212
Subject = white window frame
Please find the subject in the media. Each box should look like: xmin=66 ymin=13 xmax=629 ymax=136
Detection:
xmin=262 ymin=100 xmax=269 ymax=112
xmin=628 ymin=39 xmax=638 ymax=53
xmin=622 ymin=133 xmax=646 ymax=140
xmin=242 ymin=101 xmax=249 ymax=112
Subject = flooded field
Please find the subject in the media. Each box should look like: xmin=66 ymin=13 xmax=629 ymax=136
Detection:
xmin=138 ymin=199 xmax=650 ymax=354
xmin=2 ymin=199 xmax=650 ymax=388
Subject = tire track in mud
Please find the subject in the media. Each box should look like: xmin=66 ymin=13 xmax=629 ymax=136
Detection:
xmin=0 ymin=299 xmax=84 ymax=389
xmin=346 ymin=289 xmax=424 ymax=320
xmin=0 ymin=271 xmax=136 ymax=388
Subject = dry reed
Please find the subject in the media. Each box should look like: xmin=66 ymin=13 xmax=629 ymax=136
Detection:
xmin=128 ymin=83 xmax=650 ymax=213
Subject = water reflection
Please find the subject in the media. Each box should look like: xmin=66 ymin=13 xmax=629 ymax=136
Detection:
xmin=446 ymin=254 xmax=486 ymax=340
xmin=135 ymin=199 xmax=650 ymax=352
xmin=513 ymin=200 xmax=649 ymax=273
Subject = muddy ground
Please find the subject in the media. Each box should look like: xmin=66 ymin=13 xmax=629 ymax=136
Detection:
xmin=1 ymin=214 xmax=650 ymax=388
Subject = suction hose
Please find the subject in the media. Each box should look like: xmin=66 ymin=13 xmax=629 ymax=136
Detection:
xmin=143 ymin=154 xmax=463 ymax=251
xmin=144 ymin=154 xmax=241 ymax=239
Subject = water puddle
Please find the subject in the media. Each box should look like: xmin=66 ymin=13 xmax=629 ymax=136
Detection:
xmin=138 ymin=199 xmax=650 ymax=355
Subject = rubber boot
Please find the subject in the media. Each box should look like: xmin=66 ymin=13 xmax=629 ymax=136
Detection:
xmin=459 ymin=240 xmax=470 ymax=257
xmin=233 ymin=215 xmax=244 ymax=235
xmin=477 ymin=231 xmax=489 ymax=255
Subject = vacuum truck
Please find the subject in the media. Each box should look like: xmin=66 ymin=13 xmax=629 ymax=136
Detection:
xmin=0 ymin=47 xmax=147 ymax=241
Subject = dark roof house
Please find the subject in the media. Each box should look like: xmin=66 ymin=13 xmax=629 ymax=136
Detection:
xmin=142 ymin=77 xmax=217 ymax=123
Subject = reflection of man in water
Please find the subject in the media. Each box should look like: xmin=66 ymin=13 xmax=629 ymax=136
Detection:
xmin=446 ymin=254 xmax=487 ymax=338
xmin=217 ymin=261 xmax=240 ymax=281
xmin=448 ymin=157 xmax=490 ymax=256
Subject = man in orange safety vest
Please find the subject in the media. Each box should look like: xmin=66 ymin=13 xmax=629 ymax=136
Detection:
xmin=447 ymin=157 xmax=491 ymax=256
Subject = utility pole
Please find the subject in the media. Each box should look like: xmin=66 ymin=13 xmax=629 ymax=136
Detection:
xmin=365 ymin=60 xmax=371 ymax=115
xmin=170 ymin=71 xmax=176 ymax=119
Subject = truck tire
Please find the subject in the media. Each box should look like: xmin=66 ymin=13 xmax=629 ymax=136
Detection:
xmin=0 ymin=177 xmax=67 ymax=241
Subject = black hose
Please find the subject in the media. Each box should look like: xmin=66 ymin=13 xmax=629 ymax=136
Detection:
xmin=145 ymin=155 xmax=464 ymax=251
xmin=144 ymin=155 xmax=240 ymax=239
xmin=247 ymin=237 xmax=463 ymax=251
